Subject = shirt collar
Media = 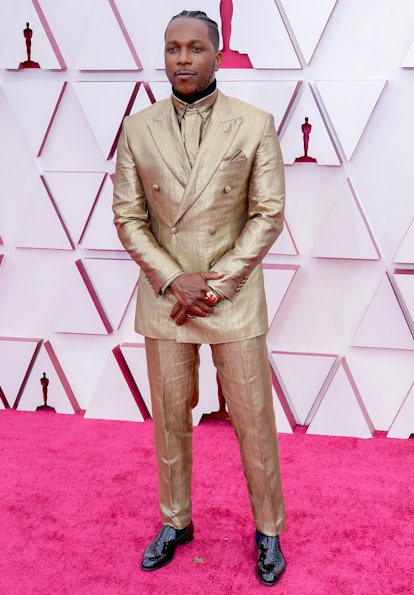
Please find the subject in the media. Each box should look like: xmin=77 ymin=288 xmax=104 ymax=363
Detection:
xmin=171 ymin=88 xmax=218 ymax=123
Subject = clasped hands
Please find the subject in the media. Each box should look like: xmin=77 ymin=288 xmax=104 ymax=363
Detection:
xmin=169 ymin=271 xmax=223 ymax=326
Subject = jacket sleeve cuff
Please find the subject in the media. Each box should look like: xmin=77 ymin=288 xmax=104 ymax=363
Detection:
xmin=159 ymin=272 xmax=184 ymax=295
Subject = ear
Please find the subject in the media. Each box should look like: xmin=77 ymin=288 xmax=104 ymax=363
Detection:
xmin=215 ymin=51 xmax=222 ymax=71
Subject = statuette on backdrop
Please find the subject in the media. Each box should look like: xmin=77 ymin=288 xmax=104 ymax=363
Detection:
xmin=295 ymin=117 xmax=317 ymax=163
xmin=37 ymin=372 xmax=55 ymax=412
xmin=19 ymin=22 xmax=40 ymax=69
xmin=201 ymin=374 xmax=230 ymax=422
xmin=219 ymin=0 xmax=252 ymax=68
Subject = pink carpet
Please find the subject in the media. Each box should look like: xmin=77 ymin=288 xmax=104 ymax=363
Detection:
xmin=0 ymin=409 xmax=413 ymax=594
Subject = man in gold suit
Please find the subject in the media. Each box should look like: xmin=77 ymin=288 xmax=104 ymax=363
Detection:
xmin=113 ymin=10 xmax=286 ymax=586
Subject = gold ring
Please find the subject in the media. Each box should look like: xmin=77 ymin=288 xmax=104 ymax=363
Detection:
xmin=205 ymin=290 xmax=219 ymax=305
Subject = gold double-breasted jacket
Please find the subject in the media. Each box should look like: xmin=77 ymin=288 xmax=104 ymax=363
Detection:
xmin=113 ymin=90 xmax=285 ymax=344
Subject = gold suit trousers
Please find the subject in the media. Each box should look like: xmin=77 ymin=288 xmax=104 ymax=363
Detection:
xmin=145 ymin=335 xmax=286 ymax=536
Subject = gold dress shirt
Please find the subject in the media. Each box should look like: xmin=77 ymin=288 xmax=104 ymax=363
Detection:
xmin=172 ymin=89 xmax=218 ymax=167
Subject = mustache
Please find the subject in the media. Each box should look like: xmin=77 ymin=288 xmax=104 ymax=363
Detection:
xmin=174 ymin=69 xmax=197 ymax=75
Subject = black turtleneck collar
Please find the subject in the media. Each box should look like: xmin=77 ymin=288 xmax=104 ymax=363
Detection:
xmin=172 ymin=79 xmax=217 ymax=104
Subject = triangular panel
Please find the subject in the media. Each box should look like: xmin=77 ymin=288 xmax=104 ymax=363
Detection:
xmin=115 ymin=0 xmax=184 ymax=69
xmin=351 ymin=274 xmax=414 ymax=350
xmin=47 ymin=333 xmax=116 ymax=410
xmin=80 ymin=175 xmax=125 ymax=251
xmin=311 ymin=179 xmax=380 ymax=260
xmin=272 ymin=385 xmax=294 ymax=434
xmin=281 ymin=0 xmax=338 ymax=64
xmin=402 ymin=38 xmax=414 ymax=68
xmin=119 ymin=343 xmax=152 ymax=417
xmin=393 ymin=270 xmax=414 ymax=329
xmin=268 ymin=219 xmax=298 ymax=256
xmin=84 ymin=350 xmax=145 ymax=421
xmin=280 ymin=84 xmax=340 ymax=165
xmin=31 ymin=0 xmax=99 ymax=69
xmin=43 ymin=171 xmax=105 ymax=245
xmin=73 ymin=82 xmax=138 ymax=159
xmin=75 ymin=1 xmax=138 ymax=70
xmin=270 ymin=351 xmax=337 ymax=424
xmin=50 ymin=261 xmax=110 ymax=335
xmin=0 ymin=337 xmax=41 ymax=408
xmin=38 ymin=83 xmax=105 ymax=170
xmin=116 ymin=287 xmax=146 ymax=343
xmin=263 ymin=265 xmax=298 ymax=327
xmin=0 ymin=81 xmax=39 ymax=187
xmin=13 ymin=176 xmax=72 ymax=250
xmin=4 ymin=82 xmax=65 ymax=155
xmin=346 ymin=348 xmax=414 ymax=431
xmin=230 ymin=0 xmax=301 ymax=68
xmin=271 ymin=166 xmax=344 ymax=256
xmin=316 ymin=80 xmax=386 ymax=160
xmin=0 ymin=2 xmax=21 ymax=60
xmin=394 ymin=218 xmax=414 ymax=264
xmin=387 ymin=383 xmax=414 ymax=438
xmin=307 ymin=361 xmax=373 ymax=437
xmin=82 ymin=258 xmax=138 ymax=330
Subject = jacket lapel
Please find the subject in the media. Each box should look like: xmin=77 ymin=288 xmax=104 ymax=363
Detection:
xmin=146 ymin=100 xmax=190 ymax=189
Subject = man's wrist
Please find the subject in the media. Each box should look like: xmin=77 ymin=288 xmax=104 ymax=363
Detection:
xmin=160 ymin=272 xmax=184 ymax=295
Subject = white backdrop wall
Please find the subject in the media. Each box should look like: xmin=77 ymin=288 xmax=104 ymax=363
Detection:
xmin=0 ymin=0 xmax=413 ymax=438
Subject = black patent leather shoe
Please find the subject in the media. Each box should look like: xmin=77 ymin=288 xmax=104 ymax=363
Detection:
xmin=141 ymin=521 xmax=194 ymax=571
xmin=255 ymin=530 xmax=286 ymax=586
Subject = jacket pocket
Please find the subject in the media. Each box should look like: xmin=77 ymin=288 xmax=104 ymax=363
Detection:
xmin=218 ymin=149 xmax=248 ymax=171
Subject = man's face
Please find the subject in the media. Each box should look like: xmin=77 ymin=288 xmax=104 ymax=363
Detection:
xmin=164 ymin=17 xmax=221 ymax=96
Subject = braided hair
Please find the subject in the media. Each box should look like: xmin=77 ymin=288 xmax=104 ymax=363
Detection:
xmin=165 ymin=10 xmax=220 ymax=52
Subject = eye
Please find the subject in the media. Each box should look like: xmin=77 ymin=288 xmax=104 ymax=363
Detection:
xmin=166 ymin=46 xmax=178 ymax=53
xmin=192 ymin=46 xmax=203 ymax=52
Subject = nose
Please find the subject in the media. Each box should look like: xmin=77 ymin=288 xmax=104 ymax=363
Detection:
xmin=177 ymin=48 xmax=192 ymax=65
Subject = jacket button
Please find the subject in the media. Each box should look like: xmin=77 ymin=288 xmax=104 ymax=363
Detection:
xmin=152 ymin=184 xmax=160 ymax=191
xmin=209 ymin=227 xmax=216 ymax=235
xmin=171 ymin=227 xmax=178 ymax=234
xmin=224 ymin=185 xmax=232 ymax=193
